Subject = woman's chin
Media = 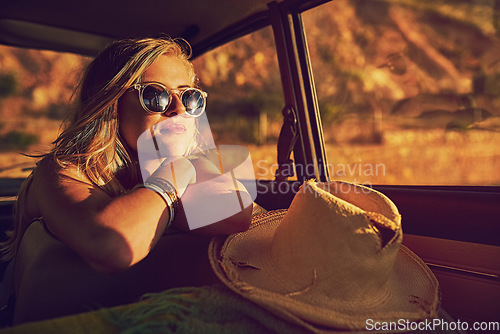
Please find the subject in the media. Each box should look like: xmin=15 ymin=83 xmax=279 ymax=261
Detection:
xmin=159 ymin=143 xmax=190 ymax=157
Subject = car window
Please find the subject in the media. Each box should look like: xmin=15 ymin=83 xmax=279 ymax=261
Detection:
xmin=193 ymin=26 xmax=284 ymax=180
xmin=0 ymin=27 xmax=284 ymax=182
xmin=303 ymin=0 xmax=500 ymax=186
xmin=0 ymin=45 xmax=89 ymax=179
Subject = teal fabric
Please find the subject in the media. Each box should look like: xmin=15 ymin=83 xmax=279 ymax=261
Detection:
xmin=0 ymin=284 xmax=463 ymax=334
xmin=107 ymin=285 xmax=463 ymax=334
xmin=108 ymin=285 xmax=309 ymax=334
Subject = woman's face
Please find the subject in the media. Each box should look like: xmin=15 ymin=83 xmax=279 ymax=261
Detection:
xmin=118 ymin=54 xmax=197 ymax=158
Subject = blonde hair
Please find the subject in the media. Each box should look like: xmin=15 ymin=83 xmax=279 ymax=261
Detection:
xmin=1 ymin=37 xmax=196 ymax=261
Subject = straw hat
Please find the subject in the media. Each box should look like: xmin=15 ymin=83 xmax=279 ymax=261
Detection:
xmin=209 ymin=180 xmax=439 ymax=331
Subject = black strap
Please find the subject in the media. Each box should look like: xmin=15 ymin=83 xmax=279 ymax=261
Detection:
xmin=275 ymin=106 xmax=298 ymax=182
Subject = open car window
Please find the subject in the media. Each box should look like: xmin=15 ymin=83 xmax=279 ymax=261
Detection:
xmin=193 ymin=26 xmax=283 ymax=181
xmin=0 ymin=46 xmax=89 ymax=179
xmin=303 ymin=0 xmax=500 ymax=186
xmin=0 ymin=27 xmax=284 ymax=182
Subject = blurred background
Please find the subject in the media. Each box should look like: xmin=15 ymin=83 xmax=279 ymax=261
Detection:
xmin=1 ymin=0 xmax=499 ymax=185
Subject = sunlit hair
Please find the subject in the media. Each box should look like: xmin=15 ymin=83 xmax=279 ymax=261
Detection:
xmin=1 ymin=36 xmax=196 ymax=261
xmin=59 ymin=36 xmax=196 ymax=194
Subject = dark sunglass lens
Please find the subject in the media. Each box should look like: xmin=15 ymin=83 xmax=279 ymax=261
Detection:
xmin=142 ymin=84 xmax=170 ymax=112
xmin=182 ymin=89 xmax=205 ymax=117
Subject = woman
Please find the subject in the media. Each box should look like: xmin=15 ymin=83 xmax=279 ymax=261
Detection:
xmin=0 ymin=37 xmax=253 ymax=324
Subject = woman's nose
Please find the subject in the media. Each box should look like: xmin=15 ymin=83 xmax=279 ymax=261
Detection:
xmin=164 ymin=93 xmax=186 ymax=117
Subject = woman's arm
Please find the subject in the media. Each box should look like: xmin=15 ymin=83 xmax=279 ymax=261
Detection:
xmin=31 ymin=157 xmax=195 ymax=274
xmin=171 ymin=156 xmax=253 ymax=235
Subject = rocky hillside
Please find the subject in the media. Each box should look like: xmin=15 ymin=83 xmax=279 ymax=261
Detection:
xmin=0 ymin=0 xmax=498 ymax=148
xmin=0 ymin=46 xmax=89 ymax=118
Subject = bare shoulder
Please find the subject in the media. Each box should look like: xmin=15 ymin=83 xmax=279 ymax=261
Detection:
xmin=34 ymin=156 xmax=91 ymax=184
xmin=27 ymin=156 xmax=97 ymax=217
xmin=31 ymin=157 xmax=93 ymax=197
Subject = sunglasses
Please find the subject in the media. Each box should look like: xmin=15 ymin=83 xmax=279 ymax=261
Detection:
xmin=131 ymin=82 xmax=207 ymax=117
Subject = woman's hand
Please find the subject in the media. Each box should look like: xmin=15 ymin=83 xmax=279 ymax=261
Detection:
xmin=148 ymin=157 xmax=196 ymax=197
xmin=171 ymin=147 xmax=254 ymax=234
xmin=173 ymin=176 xmax=253 ymax=235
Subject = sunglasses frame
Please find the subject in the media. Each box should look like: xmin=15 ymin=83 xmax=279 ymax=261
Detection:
xmin=131 ymin=82 xmax=207 ymax=117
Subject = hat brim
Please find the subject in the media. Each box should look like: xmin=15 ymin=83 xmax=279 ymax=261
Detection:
xmin=209 ymin=210 xmax=440 ymax=330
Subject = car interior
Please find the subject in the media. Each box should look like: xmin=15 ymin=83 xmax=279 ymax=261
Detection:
xmin=0 ymin=0 xmax=499 ymax=330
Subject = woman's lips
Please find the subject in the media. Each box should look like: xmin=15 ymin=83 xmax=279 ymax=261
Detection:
xmin=160 ymin=123 xmax=186 ymax=134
